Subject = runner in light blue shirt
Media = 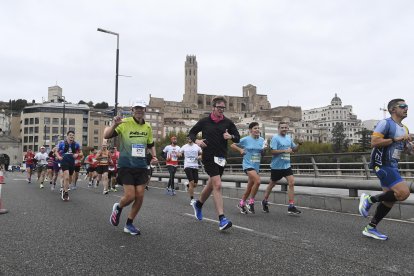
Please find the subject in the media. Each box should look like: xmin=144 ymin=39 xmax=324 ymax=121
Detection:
xmin=231 ymin=122 xmax=266 ymax=214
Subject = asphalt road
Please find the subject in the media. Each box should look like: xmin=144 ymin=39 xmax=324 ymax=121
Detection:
xmin=1 ymin=172 xmax=414 ymax=275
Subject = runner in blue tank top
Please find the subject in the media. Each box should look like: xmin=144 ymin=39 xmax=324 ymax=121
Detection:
xmin=231 ymin=122 xmax=266 ymax=214
xmin=359 ymin=98 xmax=413 ymax=240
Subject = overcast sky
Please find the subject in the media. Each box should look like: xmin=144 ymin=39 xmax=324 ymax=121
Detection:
xmin=1 ymin=1 xmax=413 ymax=127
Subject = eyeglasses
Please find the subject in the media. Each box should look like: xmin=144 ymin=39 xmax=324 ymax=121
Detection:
xmin=215 ymin=106 xmax=226 ymax=110
xmin=396 ymin=104 xmax=408 ymax=109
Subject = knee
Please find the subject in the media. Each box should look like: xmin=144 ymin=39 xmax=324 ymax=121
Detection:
xmin=288 ymin=180 xmax=295 ymax=187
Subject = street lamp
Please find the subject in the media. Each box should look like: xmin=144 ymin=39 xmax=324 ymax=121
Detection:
xmin=97 ymin=27 xmax=119 ymax=117
xmin=54 ymin=95 xmax=66 ymax=140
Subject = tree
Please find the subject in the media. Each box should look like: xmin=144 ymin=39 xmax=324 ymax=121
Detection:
xmin=9 ymin=99 xmax=28 ymax=111
xmin=87 ymin=101 xmax=94 ymax=107
xmin=94 ymin=102 xmax=109 ymax=109
xmin=331 ymin=123 xmax=347 ymax=152
xmin=78 ymin=100 xmax=87 ymax=105
xmin=356 ymin=128 xmax=373 ymax=151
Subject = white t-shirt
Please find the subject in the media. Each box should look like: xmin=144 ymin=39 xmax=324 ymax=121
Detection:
xmin=163 ymin=145 xmax=181 ymax=166
xmin=179 ymin=143 xmax=202 ymax=169
xmin=35 ymin=152 xmax=49 ymax=165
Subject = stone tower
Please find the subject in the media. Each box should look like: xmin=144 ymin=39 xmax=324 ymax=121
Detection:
xmin=183 ymin=55 xmax=198 ymax=104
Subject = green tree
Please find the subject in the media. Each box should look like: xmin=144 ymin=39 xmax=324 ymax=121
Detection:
xmin=78 ymin=100 xmax=87 ymax=105
xmin=9 ymin=99 xmax=28 ymax=111
xmin=94 ymin=102 xmax=109 ymax=109
xmin=87 ymin=101 xmax=94 ymax=107
xmin=332 ymin=123 xmax=347 ymax=152
xmin=356 ymin=128 xmax=373 ymax=151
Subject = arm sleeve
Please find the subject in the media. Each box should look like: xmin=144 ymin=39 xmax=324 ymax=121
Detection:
xmin=228 ymin=121 xmax=240 ymax=143
xmin=188 ymin=120 xmax=203 ymax=142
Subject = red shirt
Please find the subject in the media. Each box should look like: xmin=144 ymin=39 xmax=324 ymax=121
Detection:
xmin=86 ymin=154 xmax=98 ymax=168
xmin=25 ymin=152 xmax=35 ymax=165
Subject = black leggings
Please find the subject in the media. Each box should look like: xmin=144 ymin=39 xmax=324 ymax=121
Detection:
xmin=167 ymin=166 xmax=177 ymax=190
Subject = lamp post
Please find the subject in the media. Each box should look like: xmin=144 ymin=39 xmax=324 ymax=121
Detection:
xmin=97 ymin=28 xmax=119 ymax=117
xmin=55 ymin=95 xmax=66 ymax=141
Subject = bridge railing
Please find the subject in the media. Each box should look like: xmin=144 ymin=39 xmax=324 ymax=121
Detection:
xmin=152 ymin=152 xmax=414 ymax=197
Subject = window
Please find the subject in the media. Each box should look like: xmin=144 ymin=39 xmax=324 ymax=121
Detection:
xmin=35 ymin=118 xmax=39 ymax=124
xmin=24 ymin=136 xmax=28 ymax=143
xmin=24 ymin=127 xmax=28 ymax=134
xmin=29 ymin=136 xmax=33 ymax=142
xmin=52 ymin=127 xmax=59 ymax=134
xmin=44 ymin=117 xmax=50 ymax=124
xmin=29 ymin=127 xmax=33 ymax=134
xmin=69 ymin=118 xmax=75 ymax=125
xmin=94 ymin=137 xmax=99 ymax=144
xmin=34 ymin=145 xmax=38 ymax=152
xmin=34 ymin=127 xmax=39 ymax=133
xmin=69 ymin=127 xmax=75 ymax=132
xmin=23 ymin=145 xmax=27 ymax=152
xmin=52 ymin=118 xmax=59 ymax=125
xmin=34 ymin=136 xmax=38 ymax=143
xmin=45 ymin=126 xmax=50 ymax=134
xmin=61 ymin=118 xmax=67 ymax=125
xmin=94 ymin=120 xmax=99 ymax=125
xmin=94 ymin=129 xmax=99 ymax=134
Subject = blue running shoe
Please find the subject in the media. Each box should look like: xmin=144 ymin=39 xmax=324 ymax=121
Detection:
xmin=358 ymin=193 xmax=372 ymax=218
xmin=219 ymin=217 xmax=232 ymax=231
xmin=191 ymin=200 xmax=203 ymax=220
xmin=362 ymin=226 xmax=388 ymax=240
xmin=110 ymin=203 xmax=122 ymax=226
xmin=124 ymin=223 xmax=140 ymax=235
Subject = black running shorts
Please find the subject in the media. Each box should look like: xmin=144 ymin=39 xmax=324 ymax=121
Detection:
xmin=270 ymin=168 xmax=293 ymax=182
xmin=184 ymin=167 xmax=199 ymax=183
xmin=202 ymin=160 xmax=224 ymax=177
xmin=117 ymin=167 xmax=149 ymax=186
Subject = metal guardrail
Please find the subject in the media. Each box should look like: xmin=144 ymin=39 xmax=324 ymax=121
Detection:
xmin=153 ymin=152 xmax=414 ymax=197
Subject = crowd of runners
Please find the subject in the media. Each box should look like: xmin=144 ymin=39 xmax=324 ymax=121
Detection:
xmin=20 ymin=97 xmax=413 ymax=240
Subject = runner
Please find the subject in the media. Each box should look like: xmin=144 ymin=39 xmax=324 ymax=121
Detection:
xmin=230 ymin=122 xmax=266 ymax=214
xmin=359 ymin=98 xmax=412 ymax=240
xmin=261 ymin=121 xmax=302 ymax=215
xmin=108 ymin=147 xmax=119 ymax=192
xmin=85 ymin=149 xmax=98 ymax=187
xmin=24 ymin=149 xmax=35 ymax=183
xmin=162 ymin=136 xmax=181 ymax=195
xmin=51 ymin=147 xmax=62 ymax=191
xmin=34 ymin=146 xmax=49 ymax=189
xmin=188 ymin=95 xmax=240 ymax=231
xmin=179 ymin=136 xmax=202 ymax=205
xmin=55 ymin=131 xmax=81 ymax=201
xmin=71 ymin=149 xmax=84 ymax=190
xmin=46 ymin=149 xmax=56 ymax=185
xmin=106 ymin=99 xmax=158 ymax=235
xmin=96 ymin=143 xmax=112 ymax=194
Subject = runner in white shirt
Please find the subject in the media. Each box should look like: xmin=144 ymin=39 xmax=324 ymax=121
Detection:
xmin=162 ymin=136 xmax=181 ymax=195
xmin=179 ymin=137 xmax=202 ymax=204
xmin=35 ymin=146 xmax=49 ymax=189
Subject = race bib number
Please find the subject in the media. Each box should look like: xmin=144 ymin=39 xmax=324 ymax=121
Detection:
xmin=187 ymin=157 xmax=196 ymax=163
xmin=214 ymin=156 xmax=226 ymax=167
xmin=251 ymin=153 xmax=261 ymax=163
xmin=281 ymin=153 xmax=290 ymax=160
xmin=392 ymin=149 xmax=402 ymax=160
xmin=170 ymin=151 xmax=178 ymax=162
xmin=132 ymin=144 xmax=146 ymax=157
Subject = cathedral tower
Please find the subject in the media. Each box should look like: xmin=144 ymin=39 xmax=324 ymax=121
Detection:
xmin=183 ymin=55 xmax=198 ymax=103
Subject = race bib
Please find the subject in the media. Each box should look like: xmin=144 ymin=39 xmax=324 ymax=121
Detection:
xmin=170 ymin=151 xmax=178 ymax=162
xmin=392 ymin=149 xmax=402 ymax=160
xmin=132 ymin=144 xmax=146 ymax=157
xmin=187 ymin=157 xmax=196 ymax=162
xmin=281 ymin=153 xmax=290 ymax=160
xmin=214 ymin=156 xmax=226 ymax=167
xmin=251 ymin=153 xmax=261 ymax=163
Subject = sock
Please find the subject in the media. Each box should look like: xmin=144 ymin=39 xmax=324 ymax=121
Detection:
xmin=126 ymin=218 xmax=133 ymax=225
xmin=116 ymin=204 xmax=123 ymax=211
xmin=370 ymin=191 xmax=397 ymax=203
xmin=264 ymin=196 xmax=269 ymax=201
xmin=239 ymin=199 xmax=246 ymax=206
xmin=248 ymin=198 xmax=255 ymax=205
xmin=195 ymin=200 xmax=203 ymax=209
xmin=369 ymin=203 xmax=392 ymax=227
xmin=288 ymin=200 xmax=294 ymax=205
xmin=190 ymin=196 xmax=194 ymax=200
xmin=219 ymin=214 xmax=225 ymax=221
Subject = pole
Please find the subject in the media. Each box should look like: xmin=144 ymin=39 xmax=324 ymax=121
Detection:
xmin=115 ymin=45 xmax=119 ymax=117
xmin=63 ymin=100 xmax=66 ymax=140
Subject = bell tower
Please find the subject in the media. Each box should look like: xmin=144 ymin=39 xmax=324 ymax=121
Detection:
xmin=183 ymin=55 xmax=197 ymax=103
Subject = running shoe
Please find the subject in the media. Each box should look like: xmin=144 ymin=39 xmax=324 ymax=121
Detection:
xmin=51 ymin=184 xmax=55 ymax=191
xmin=247 ymin=203 xmax=255 ymax=214
xmin=165 ymin=188 xmax=171 ymax=195
xmin=362 ymin=226 xmax=388 ymax=240
xmin=61 ymin=189 xmax=64 ymax=200
xmin=63 ymin=192 xmax=69 ymax=201
xmin=40 ymin=184 xmax=44 ymax=189
xmin=359 ymin=193 xmax=372 ymax=218
xmin=288 ymin=205 xmax=301 ymax=215
xmin=110 ymin=203 xmax=122 ymax=226
xmin=123 ymin=223 xmax=140 ymax=235
xmin=88 ymin=182 xmax=92 ymax=187
xmin=171 ymin=189 xmax=176 ymax=196
xmin=190 ymin=199 xmax=196 ymax=206
xmin=103 ymin=189 xmax=109 ymax=195
xmin=219 ymin=217 xmax=232 ymax=231
xmin=237 ymin=203 xmax=248 ymax=214
xmin=71 ymin=185 xmax=77 ymax=190
xmin=110 ymin=188 xmax=117 ymax=192
xmin=145 ymin=185 xmax=149 ymax=191
xmin=191 ymin=200 xmax=203 ymax=220
xmin=262 ymin=200 xmax=269 ymax=213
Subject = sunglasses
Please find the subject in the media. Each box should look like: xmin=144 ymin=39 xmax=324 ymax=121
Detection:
xmin=396 ymin=104 xmax=408 ymax=109
xmin=215 ymin=106 xmax=226 ymax=110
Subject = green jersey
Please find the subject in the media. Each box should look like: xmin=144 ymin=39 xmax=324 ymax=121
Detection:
xmin=115 ymin=117 xmax=154 ymax=169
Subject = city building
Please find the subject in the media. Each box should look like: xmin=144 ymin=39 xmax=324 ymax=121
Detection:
xmin=301 ymin=94 xmax=363 ymax=144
